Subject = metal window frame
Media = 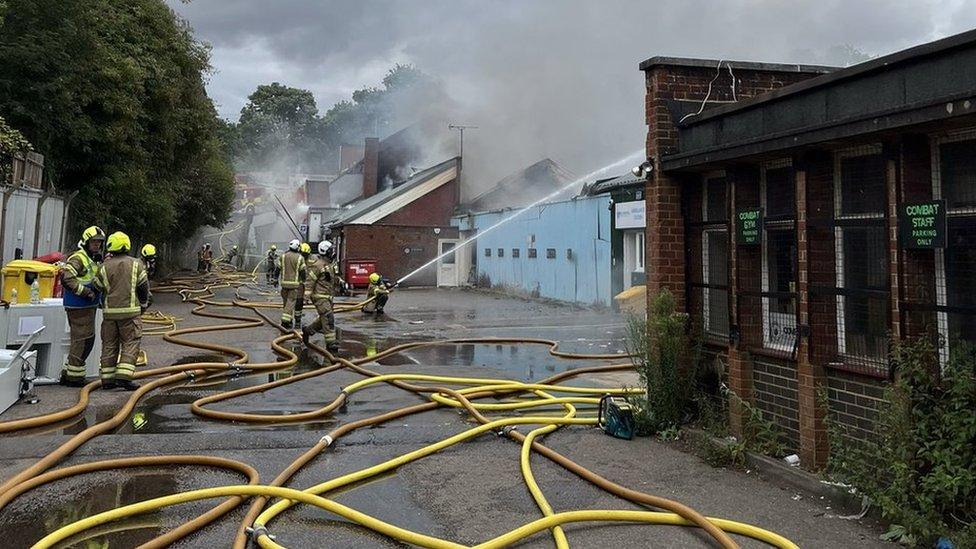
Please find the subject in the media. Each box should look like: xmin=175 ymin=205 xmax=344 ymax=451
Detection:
xmin=761 ymin=159 xmax=798 ymax=352
xmin=832 ymin=144 xmax=887 ymax=362
xmin=930 ymin=127 xmax=976 ymax=367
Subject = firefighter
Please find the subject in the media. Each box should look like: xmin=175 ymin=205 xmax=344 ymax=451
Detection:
xmin=279 ymin=239 xmax=306 ymax=329
xmin=58 ymin=225 xmax=106 ymax=387
xmin=197 ymin=243 xmax=213 ymax=272
xmin=295 ymin=242 xmax=312 ymax=326
xmin=140 ymin=244 xmax=157 ymax=279
xmin=302 ymin=240 xmax=339 ymax=351
xmin=93 ymin=231 xmax=150 ymax=390
xmin=363 ymin=272 xmax=392 ymax=315
xmin=226 ymin=244 xmax=239 ymax=269
xmin=266 ymin=244 xmax=280 ymax=286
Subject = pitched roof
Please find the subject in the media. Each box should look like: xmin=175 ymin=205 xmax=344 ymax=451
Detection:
xmin=329 ymin=157 xmax=459 ymax=226
xmin=465 ymin=158 xmax=576 ymax=211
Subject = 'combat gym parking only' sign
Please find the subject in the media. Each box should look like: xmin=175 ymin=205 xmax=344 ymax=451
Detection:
xmin=899 ymin=199 xmax=946 ymax=248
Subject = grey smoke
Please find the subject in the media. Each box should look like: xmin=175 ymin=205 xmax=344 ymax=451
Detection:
xmin=169 ymin=0 xmax=976 ymax=192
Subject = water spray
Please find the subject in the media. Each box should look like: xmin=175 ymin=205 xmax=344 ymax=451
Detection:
xmin=395 ymin=149 xmax=647 ymax=286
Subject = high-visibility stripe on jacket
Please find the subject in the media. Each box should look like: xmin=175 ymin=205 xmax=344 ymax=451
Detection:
xmin=308 ymin=257 xmax=337 ymax=299
xmin=94 ymin=255 xmax=149 ymax=320
xmin=279 ymin=251 xmax=306 ymax=289
xmin=62 ymin=249 xmax=101 ymax=309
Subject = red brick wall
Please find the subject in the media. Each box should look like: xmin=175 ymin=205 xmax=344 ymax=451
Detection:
xmin=379 ymin=178 xmax=458 ymax=226
xmin=341 ymin=224 xmax=459 ymax=287
xmin=643 ymin=64 xmax=825 ymax=311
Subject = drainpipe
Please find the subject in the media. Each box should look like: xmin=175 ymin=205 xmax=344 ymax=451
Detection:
xmin=0 ymin=179 xmax=24 ymax=265
xmin=58 ymin=190 xmax=80 ymax=252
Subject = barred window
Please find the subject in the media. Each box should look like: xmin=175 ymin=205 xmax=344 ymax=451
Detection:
xmin=485 ymin=248 xmax=491 ymax=257
xmin=512 ymin=248 xmax=520 ymax=258
xmin=528 ymin=248 xmax=537 ymax=258
xmin=693 ymin=174 xmax=730 ymax=341
xmin=761 ymin=160 xmax=797 ymax=351
xmin=497 ymin=248 xmax=504 ymax=258
xmin=934 ymin=132 xmax=976 ymax=364
xmin=834 ymin=146 xmax=888 ymax=364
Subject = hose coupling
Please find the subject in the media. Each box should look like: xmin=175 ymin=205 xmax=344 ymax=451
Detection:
xmin=246 ymin=524 xmax=275 ymax=542
xmin=496 ymin=426 xmax=517 ymax=437
xmin=319 ymin=434 xmax=334 ymax=446
xmin=183 ymin=371 xmax=196 ymax=381
xmin=230 ymin=363 xmax=245 ymax=375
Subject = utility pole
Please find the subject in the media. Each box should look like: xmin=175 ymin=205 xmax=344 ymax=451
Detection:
xmin=448 ymin=124 xmax=478 ymax=172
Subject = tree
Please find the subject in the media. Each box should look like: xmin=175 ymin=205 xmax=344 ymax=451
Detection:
xmin=236 ymin=83 xmax=323 ymax=172
xmin=0 ymin=115 xmax=32 ymax=183
xmin=0 ymin=0 xmax=234 ymax=247
xmin=225 ymin=64 xmax=445 ymax=173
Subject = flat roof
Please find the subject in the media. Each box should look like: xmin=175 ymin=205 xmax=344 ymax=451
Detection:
xmin=683 ymin=28 xmax=976 ymax=126
xmin=638 ymin=56 xmax=835 ymax=74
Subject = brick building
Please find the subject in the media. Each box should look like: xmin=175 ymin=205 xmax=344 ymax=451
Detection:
xmin=641 ymin=30 xmax=976 ymax=469
xmin=330 ymin=158 xmax=461 ymax=287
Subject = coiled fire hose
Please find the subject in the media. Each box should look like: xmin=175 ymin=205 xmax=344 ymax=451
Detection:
xmin=0 ymin=267 xmax=800 ymax=549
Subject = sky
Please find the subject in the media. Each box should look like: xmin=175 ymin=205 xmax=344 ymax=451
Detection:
xmin=168 ymin=0 xmax=976 ymax=188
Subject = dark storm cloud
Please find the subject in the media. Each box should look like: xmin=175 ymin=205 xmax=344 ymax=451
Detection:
xmin=168 ymin=0 xmax=976 ymax=189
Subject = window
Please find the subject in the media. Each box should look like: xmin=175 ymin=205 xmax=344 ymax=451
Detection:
xmin=484 ymin=248 xmax=491 ymax=257
xmin=761 ymin=160 xmax=797 ymax=351
xmin=546 ymin=248 xmax=557 ymax=259
xmin=701 ymin=174 xmax=729 ymax=339
xmin=497 ymin=248 xmax=504 ymax=258
xmin=834 ymin=146 xmax=888 ymax=364
xmin=635 ymin=232 xmax=645 ymax=272
xmin=933 ymin=132 xmax=976 ymax=365
xmin=512 ymin=248 xmax=520 ymax=258
xmin=441 ymin=242 xmax=456 ymax=265
xmin=528 ymin=248 xmax=537 ymax=259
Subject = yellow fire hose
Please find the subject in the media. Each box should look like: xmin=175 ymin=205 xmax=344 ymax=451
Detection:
xmin=0 ymin=267 xmax=802 ymax=549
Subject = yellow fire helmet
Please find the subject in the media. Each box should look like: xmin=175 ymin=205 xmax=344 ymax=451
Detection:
xmin=270 ymin=244 xmax=277 ymax=251
xmin=106 ymin=231 xmax=131 ymax=253
xmin=369 ymin=272 xmax=380 ymax=284
xmin=79 ymin=225 xmax=106 ymax=247
xmin=140 ymin=243 xmax=157 ymax=259
xmin=299 ymin=242 xmax=311 ymax=255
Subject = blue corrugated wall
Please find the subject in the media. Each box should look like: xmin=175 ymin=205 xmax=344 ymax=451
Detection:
xmin=466 ymin=195 xmax=612 ymax=306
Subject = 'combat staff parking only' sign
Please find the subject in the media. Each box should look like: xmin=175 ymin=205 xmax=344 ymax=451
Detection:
xmin=899 ymin=199 xmax=946 ymax=248
xmin=736 ymin=208 xmax=762 ymax=246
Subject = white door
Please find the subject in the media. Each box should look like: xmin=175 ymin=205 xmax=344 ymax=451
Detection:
xmin=437 ymin=239 xmax=459 ymax=287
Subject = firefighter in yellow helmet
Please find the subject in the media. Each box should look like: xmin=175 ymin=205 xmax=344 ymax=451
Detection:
xmin=93 ymin=231 xmax=150 ymax=390
xmin=59 ymin=225 xmax=105 ymax=387
xmin=140 ymin=244 xmax=157 ymax=279
xmin=302 ymin=240 xmax=339 ymax=351
xmin=363 ymin=272 xmax=392 ymax=315
xmin=295 ymin=242 xmax=313 ymax=325
xmin=279 ymin=239 xmax=306 ymax=329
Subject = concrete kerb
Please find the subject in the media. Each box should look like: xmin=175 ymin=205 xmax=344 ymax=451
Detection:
xmin=682 ymin=428 xmax=876 ymax=519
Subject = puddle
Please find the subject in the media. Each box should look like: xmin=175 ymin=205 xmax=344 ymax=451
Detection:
xmin=1 ymin=471 xmax=174 ymax=547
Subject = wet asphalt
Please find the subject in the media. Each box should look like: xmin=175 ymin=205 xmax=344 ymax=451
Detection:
xmin=0 ymin=285 xmax=890 ymax=548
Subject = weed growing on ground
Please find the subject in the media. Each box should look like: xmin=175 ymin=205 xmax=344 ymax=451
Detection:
xmin=826 ymin=338 xmax=976 ymax=547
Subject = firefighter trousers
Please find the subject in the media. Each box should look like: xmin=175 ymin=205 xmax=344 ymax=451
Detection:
xmin=306 ymin=297 xmax=336 ymax=343
xmin=281 ymin=287 xmax=300 ymax=325
xmin=100 ymin=316 xmax=142 ymax=381
xmin=63 ymin=307 xmax=96 ymax=380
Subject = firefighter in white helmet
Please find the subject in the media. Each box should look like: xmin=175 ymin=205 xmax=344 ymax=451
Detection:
xmin=279 ymin=239 xmax=306 ymax=328
xmin=302 ymin=240 xmax=340 ymax=351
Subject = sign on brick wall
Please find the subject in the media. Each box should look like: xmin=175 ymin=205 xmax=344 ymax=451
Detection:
xmin=736 ymin=208 xmax=762 ymax=246
xmin=899 ymin=199 xmax=946 ymax=249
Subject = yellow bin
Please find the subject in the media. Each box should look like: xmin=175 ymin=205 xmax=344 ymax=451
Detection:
xmin=2 ymin=260 xmax=59 ymax=304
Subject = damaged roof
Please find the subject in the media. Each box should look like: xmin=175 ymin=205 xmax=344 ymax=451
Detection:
xmin=329 ymin=157 xmax=459 ymax=226
xmin=465 ymin=158 xmax=576 ymax=211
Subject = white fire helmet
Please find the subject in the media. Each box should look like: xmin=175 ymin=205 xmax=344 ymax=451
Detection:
xmin=288 ymin=239 xmax=300 ymax=251
xmin=318 ymin=240 xmax=333 ymax=255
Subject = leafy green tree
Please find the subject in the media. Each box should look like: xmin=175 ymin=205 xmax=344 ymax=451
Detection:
xmin=0 ymin=115 xmax=32 ymax=183
xmin=0 ymin=0 xmax=234 ymax=247
xmin=235 ymin=83 xmax=323 ymax=172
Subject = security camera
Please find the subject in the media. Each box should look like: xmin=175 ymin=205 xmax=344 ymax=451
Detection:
xmin=632 ymin=160 xmax=654 ymax=179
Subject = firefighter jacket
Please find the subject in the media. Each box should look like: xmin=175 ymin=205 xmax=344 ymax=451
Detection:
xmin=62 ymin=249 xmax=101 ymax=309
xmin=279 ymin=251 xmax=306 ymax=289
xmin=93 ymin=255 xmax=150 ymax=320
